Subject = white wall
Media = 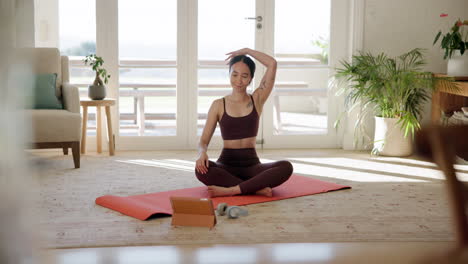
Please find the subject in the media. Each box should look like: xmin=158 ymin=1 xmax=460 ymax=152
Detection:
xmin=343 ymin=0 xmax=468 ymax=150
xmin=363 ymin=0 xmax=468 ymax=125
xmin=34 ymin=0 xmax=58 ymax=47
xmin=15 ymin=0 xmax=35 ymax=47
xmin=0 ymin=0 xmax=16 ymax=48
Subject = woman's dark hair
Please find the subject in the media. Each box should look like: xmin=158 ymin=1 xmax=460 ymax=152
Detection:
xmin=229 ymin=55 xmax=256 ymax=78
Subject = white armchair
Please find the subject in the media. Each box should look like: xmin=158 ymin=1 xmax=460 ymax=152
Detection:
xmin=24 ymin=48 xmax=81 ymax=168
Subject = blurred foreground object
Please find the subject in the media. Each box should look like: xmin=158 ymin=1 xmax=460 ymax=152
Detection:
xmin=414 ymin=124 xmax=468 ymax=263
xmin=0 ymin=0 xmax=42 ymax=263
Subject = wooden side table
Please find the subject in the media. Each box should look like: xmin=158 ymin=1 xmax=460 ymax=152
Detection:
xmin=80 ymin=98 xmax=116 ymax=155
xmin=432 ymin=76 xmax=468 ymax=123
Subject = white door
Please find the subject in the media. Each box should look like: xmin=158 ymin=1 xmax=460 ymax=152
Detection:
xmin=192 ymin=0 xmax=348 ymax=149
xmin=191 ymin=0 xmax=262 ymax=149
xmin=116 ymin=0 xmax=187 ymax=150
xmin=260 ymin=0 xmax=349 ymax=148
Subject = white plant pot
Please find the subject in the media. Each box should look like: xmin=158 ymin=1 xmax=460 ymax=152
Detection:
xmin=447 ymin=50 xmax=468 ymax=77
xmin=373 ymin=116 xmax=413 ymax=157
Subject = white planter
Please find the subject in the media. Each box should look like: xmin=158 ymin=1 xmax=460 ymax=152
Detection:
xmin=373 ymin=116 xmax=412 ymax=157
xmin=447 ymin=51 xmax=468 ymax=77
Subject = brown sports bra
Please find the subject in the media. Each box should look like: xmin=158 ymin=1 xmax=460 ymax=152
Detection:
xmin=219 ymin=95 xmax=259 ymax=140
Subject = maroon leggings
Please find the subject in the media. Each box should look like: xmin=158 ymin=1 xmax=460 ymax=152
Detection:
xmin=195 ymin=148 xmax=293 ymax=194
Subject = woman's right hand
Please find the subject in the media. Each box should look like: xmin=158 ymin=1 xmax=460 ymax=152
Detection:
xmin=196 ymin=152 xmax=209 ymax=174
xmin=225 ymin=48 xmax=250 ymax=64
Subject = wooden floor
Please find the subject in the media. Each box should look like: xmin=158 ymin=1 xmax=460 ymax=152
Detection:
xmin=41 ymin=242 xmax=468 ymax=264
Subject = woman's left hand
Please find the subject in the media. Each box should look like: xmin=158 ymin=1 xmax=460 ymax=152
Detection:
xmin=225 ymin=48 xmax=250 ymax=63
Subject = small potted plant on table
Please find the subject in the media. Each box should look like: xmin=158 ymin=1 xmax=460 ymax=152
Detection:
xmin=433 ymin=13 xmax=468 ymax=77
xmin=84 ymin=54 xmax=111 ymax=100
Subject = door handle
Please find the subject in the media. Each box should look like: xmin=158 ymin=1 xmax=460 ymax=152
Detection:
xmin=245 ymin=16 xmax=263 ymax=22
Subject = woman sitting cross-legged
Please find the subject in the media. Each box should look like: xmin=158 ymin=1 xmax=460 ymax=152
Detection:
xmin=195 ymin=48 xmax=293 ymax=198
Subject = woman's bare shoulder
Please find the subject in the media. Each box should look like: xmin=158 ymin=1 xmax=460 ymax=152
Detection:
xmin=209 ymin=98 xmax=225 ymax=116
xmin=211 ymin=98 xmax=224 ymax=108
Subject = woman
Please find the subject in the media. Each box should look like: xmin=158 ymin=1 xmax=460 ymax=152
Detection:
xmin=195 ymin=48 xmax=293 ymax=197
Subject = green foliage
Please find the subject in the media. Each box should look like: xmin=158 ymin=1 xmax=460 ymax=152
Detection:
xmin=433 ymin=19 xmax=468 ymax=59
xmin=64 ymin=41 xmax=96 ymax=56
xmin=83 ymin=54 xmax=111 ymax=86
xmin=310 ymin=36 xmax=329 ymax=64
xmin=334 ymin=48 xmax=457 ymax=140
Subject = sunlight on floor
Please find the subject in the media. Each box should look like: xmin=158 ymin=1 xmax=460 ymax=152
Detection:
xmin=287 ymin=157 xmax=445 ymax=181
xmin=367 ymin=156 xmax=437 ymax=167
xmin=116 ymin=159 xmax=195 ymax=172
xmin=259 ymin=158 xmax=428 ymax=183
xmin=115 ymin=156 xmax=468 ymax=183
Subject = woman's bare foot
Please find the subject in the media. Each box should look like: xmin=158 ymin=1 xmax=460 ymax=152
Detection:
xmin=255 ymin=187 xmax=273 ymax=197
xmin=207 ymin=185 xmax=241 ymax=197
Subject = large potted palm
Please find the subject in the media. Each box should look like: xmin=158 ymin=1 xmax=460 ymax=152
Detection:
xmin=334 ymin=48 xmax=456 ymax=156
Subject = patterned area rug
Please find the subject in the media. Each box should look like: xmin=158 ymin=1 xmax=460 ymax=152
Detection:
xmin=33 ymin=149 xmax=464 ymax=249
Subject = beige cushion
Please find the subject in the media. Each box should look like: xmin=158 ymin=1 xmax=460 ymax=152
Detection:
xmin=26 ymin=110 xmax=81 ymax=142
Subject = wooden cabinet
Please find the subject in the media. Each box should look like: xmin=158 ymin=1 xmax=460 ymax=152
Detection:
xmin=431 ymin=76 xmax=468 ymax=123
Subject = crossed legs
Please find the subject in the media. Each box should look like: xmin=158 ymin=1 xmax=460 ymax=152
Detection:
xmin=195 ymin=160 xmax=293 ymax=197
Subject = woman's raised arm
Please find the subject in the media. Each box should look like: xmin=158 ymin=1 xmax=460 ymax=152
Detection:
xmin=226 ymin=48 xmax=277 ymax=106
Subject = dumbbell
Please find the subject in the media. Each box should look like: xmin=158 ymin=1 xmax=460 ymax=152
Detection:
xmin=216 ymin=203 xmax=248 ymax=219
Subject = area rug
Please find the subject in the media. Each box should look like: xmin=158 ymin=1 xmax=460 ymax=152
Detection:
xmin=34 ymin=150 xmax=460 ymax=249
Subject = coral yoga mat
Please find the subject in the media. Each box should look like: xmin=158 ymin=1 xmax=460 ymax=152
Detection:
xmin=95 ymin=174 xmax=351 ymax=220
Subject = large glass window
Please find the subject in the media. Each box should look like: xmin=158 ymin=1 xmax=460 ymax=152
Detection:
xmin=275 ymin=0 xmax=330 ymax=60
xmin=59 ymin=0 xmax=96 ymax=56
xmin=118 ymin=0 xmax=177 ymax=136
xmin=197 ymin=0 xmax=255 ymax=136
xmin=57 ymin=0 xmax=340 ymax=148
xmin=274 ymin=0 xmax=330 ymax=135
xmin=59 ymin=0 xmax=97 ymax=134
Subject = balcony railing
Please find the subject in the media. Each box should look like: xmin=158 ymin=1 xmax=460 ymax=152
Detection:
xmin=70 ymin=58 xmax=327 ymax=135
xmin=69 ymin=57 xmax=325 ymax=68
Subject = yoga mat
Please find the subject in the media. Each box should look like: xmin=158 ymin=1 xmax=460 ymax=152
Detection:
xmin=96 ymin=174 xmax=351 ymax=220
